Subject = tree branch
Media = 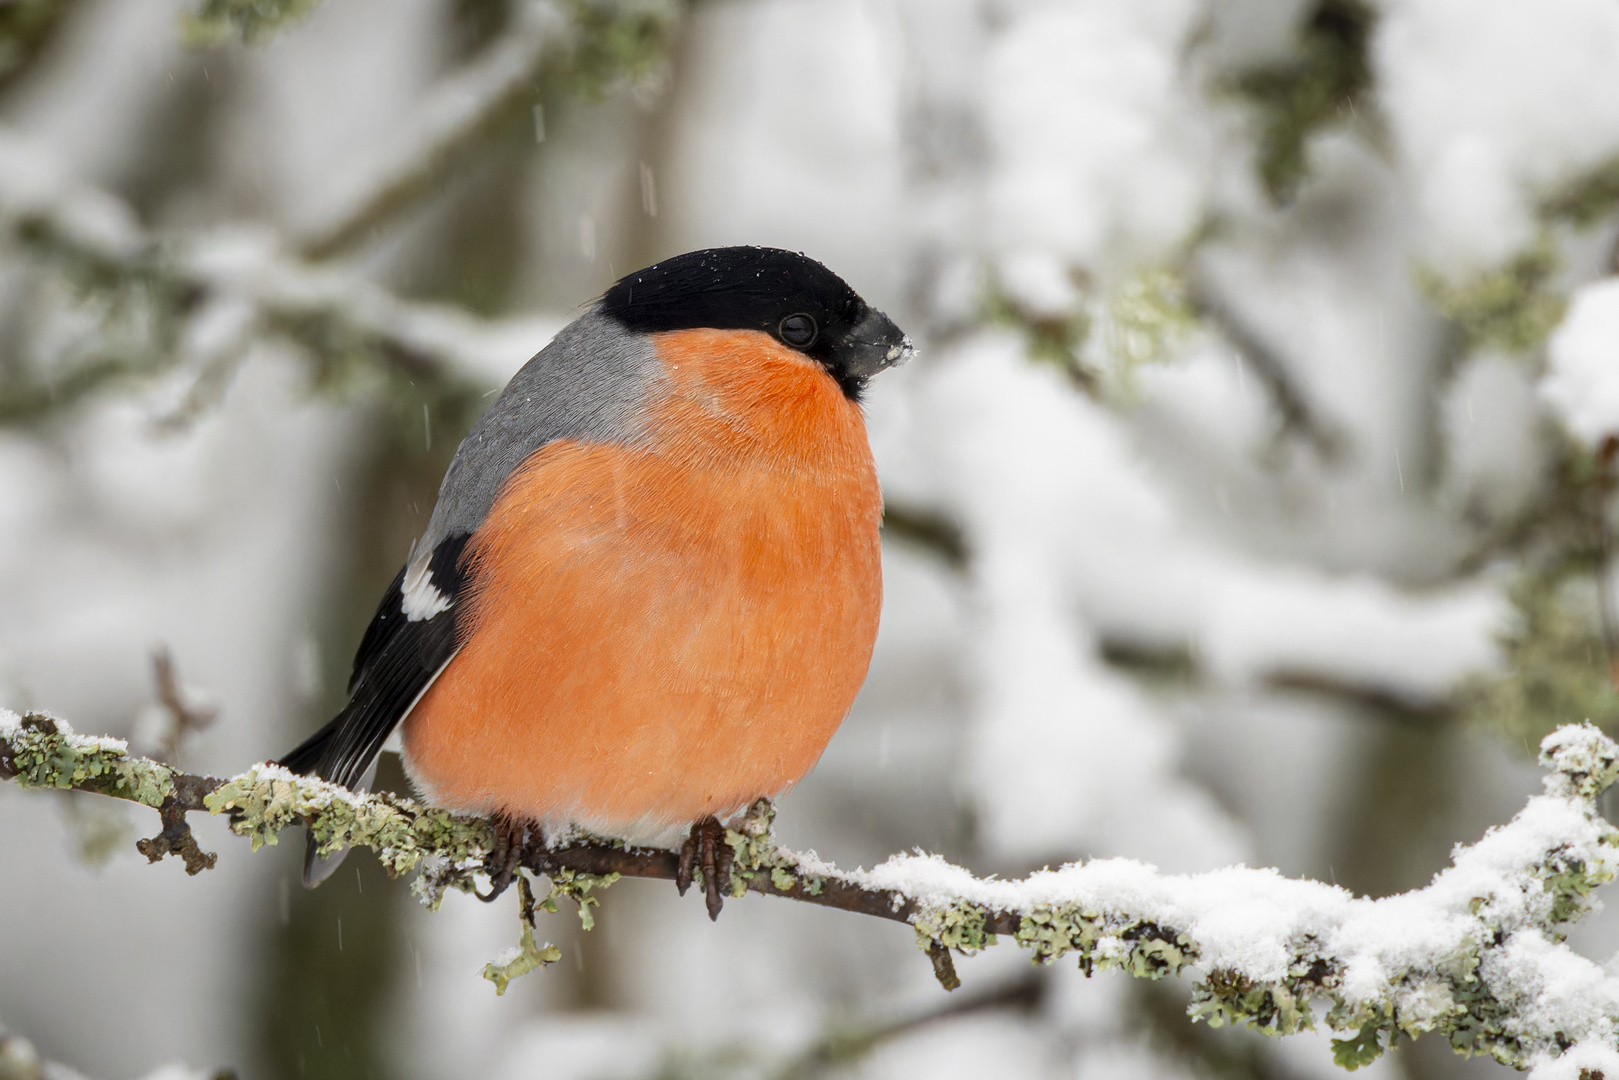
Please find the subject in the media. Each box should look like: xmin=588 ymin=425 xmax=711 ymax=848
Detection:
xmin=1188 ymin=281 xmax=1350 ymax=463
xmin=0 ymin=127 xmax=541 ymax=425
xmin=295 ymin=1 xmax=569 ymax=260
xmin=5 ymin=707 xmax=1619 ymax=1077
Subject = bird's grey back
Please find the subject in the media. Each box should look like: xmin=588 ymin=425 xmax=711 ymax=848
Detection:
xmin=419 ymin=305 xmax=662 ymax=552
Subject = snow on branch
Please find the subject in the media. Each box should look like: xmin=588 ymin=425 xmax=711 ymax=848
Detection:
xmin=0 ymin=127 xmax=552 ymax=423
xmin=184 ymin=0 xmax=325 ymax=46
xmin=296 ymin=0 xmax=571 ymax=259
xmin=184 ymin=0 xmax=678 ymax=260
xmin=3 ymin=705 xmax=1618 ymax=1078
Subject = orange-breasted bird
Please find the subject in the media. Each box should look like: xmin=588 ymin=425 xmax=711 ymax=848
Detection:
xmin=279 ymin=247 xmax=912 ymax=917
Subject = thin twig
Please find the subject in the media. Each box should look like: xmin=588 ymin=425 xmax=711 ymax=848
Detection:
xmin=0 ymin=135 xmax=510 ymax=419
xmin=1189 ymin=281 xmax=1349 ymax=462
xmin=1594 ymin=435 xmax=1619 ymax=691
xmin=296 ymin=1 xmax=568 ymax=260
xmin=774 ymin=972 xmax=1045 ymax=1080
xmin=539 ymin=839 xmax=1023 ymax=932
xmin=150 ymin=645 xmax=218 ymax=763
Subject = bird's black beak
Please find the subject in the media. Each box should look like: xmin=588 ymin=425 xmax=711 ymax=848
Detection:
xmin=838 ymin=307 xmax=915 ymax=380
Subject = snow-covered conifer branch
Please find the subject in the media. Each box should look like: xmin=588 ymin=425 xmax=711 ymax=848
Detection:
xmin=0 ymin=128 xmax=555 ymax=423
xmin=3 ymin=707 xmax=1618 ymax=1076
xmin=296 ymin=1 xmax=572 ymax=260
xmin=183 ymin=0 xmax=324 ymax=45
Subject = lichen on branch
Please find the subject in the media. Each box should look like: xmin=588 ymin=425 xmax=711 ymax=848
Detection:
xmin=4 ymin=706 xmax=1619 ymax=1077
xmin=0 ymin=711 xmax=175 ymax=808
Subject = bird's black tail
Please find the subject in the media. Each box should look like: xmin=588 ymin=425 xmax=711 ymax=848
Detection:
xmin=278 ymin=715 xmax=338 ymax=775
xmin=274 ymin=711 xmax=362 ymax=889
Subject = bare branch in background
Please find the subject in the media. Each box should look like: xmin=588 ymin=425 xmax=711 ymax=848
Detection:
xmin=1189 ymin=282 xmax=1349 ymax=462
xmin=5 ymin=710 xmax=1619 ymax=1076
xmin=297 ymin=2 xmax=569 ymax=261
xmin=0 ymin=0 xmax=79 ymax=96
xmin=0 ymin=129 xmax=530 ymax=424
xmin=0 ymin=0 xmax=685 ymax=427
xmin=148 ymin=647 xmax=219 ymax=764
xmin=1262 ymin=669 xmax=1454 ymax=726
xmin=881 ymin=503 xmax=969 ymax=569
xmin=1595 ymin=436 xmax=1619 ymax=691
xmin=772 ymin=973 xmax=1046 ymax=1080
xmin=182 ymin=0 xmax=325 ymax=46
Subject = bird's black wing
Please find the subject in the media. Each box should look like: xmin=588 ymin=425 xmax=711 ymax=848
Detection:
xmin=277 ymin=533 xmax=472 ymax=884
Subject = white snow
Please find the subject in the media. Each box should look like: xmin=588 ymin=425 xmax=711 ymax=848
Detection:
xmin=1532 ymin=1039 xmax=1619 ymax=1080
xmin=0 ymin=128 xmax=562 ymax=400
xmin=292 ymin=0 xmax=569 ymax=249
xmin=881 ymin=330 xmax=1503 ymax=869
xmin=836 ymin=727 xmax=1619 ymax=1062
xmin=1377 ymin=0 xmax=1619 ymax=270
xmin=0 ymin=129 xmax=142 ymax=257
xmin=1544 ymin=278 xmax=1619 ymax=445
xmin=136 ymin=1066 xmax=218 ymax=1080
xmin=0 ymin=708 xmax=130 ymax=757
xmin=983 ymin=0 xmax=1212 ymax=274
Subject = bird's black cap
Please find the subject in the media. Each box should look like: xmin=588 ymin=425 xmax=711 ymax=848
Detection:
xmin=601 ymin=246 xmax=912 ymax=399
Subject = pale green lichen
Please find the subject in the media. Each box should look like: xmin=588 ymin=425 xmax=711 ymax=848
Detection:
xmin=1541 ymin=154 xmax=1619 ymax=228
xmin=1192 ymin=966 xmax=1318 ymax=1036
xmin=480 ymin=866 xmax=620 ymax=992
xmin=181 ymin=0 xmax=323 ymax=46
xmin=2 ymin=712 xmax=174 ymax=808
xmin=983 ymin=263 xmax=1198 ymax=398
xmin=1013 ymin=905 xmax=1193 ymax=980
xmin=1415 ymin=240 xmax=1568 ymax=355
xmin=680 ymin=797 xmax=825 ymax=901
xmin=893 ymin=724 xmax=1619 ymax=1071
xmin=203 ymin=764 xmax=493 ymax=878
xmin=1097 ymin=267 xmax=1199 ymax=393
xmin=540 ymin=867 xmax=620 ymax=931
xmin=1540 ymin=721 xmax=1619 ymax=800
xmin=483 ymin=876 xmax=562 ymax=995
xmin=1458 ymin=569 xmax=1619 ymax=747
xmin=912 ymin=900 xmax=995 ymax=958
xmin=719 ymin=798 xmax=789 ymax=897
xmin=1223 ymin=0 xmax=1378 ymax=204
xmin=483 ymin=924 xmax=562 ymax=995
xmin=1331 ymin=1019 xmax=1386 ymax=1070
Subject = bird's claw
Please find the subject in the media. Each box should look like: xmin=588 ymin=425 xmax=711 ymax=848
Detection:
xmin=477 ymin=813 xmax=529 ymax=903
xmin=678 ymin=816 xmax=735 ymax=921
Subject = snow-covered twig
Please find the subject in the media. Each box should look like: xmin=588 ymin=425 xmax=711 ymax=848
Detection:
xmin=0 ymin=128 xmax=549 ymax=422
xmin=1189 ymin=280 xmax=1350 ymax=462
xmin=184 ymin=0 xmax=325 ymax=46
xmin=2 ymin=707 xmax=1617 ymax=1076
xmin=297 ymin=0 xmax=570 ymax=259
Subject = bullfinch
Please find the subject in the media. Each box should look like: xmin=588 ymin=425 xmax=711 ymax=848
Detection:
xmin=279 ymin=246 xmax=913 ymax=918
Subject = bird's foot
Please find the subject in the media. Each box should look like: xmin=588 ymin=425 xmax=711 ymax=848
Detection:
xmin=477 ymin=813 xmax=531 ymax=903
xmin=678 ymin=816 xmax=735 ymax=921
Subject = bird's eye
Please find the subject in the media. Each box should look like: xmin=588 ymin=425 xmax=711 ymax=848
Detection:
xmin=778 ymin=313 xmax=819 ymax=349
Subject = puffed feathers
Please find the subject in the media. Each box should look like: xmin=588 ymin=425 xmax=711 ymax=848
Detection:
xmin=280 ymin=247 xmax=911 ymax=886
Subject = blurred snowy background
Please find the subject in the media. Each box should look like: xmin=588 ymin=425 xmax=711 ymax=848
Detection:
xmin=2 ymin=0 xmax=1619 ymax=1077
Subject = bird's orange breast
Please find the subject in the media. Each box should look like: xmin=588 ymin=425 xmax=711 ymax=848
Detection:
xmin=400 ymin=329 xmax=883 ymax=838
